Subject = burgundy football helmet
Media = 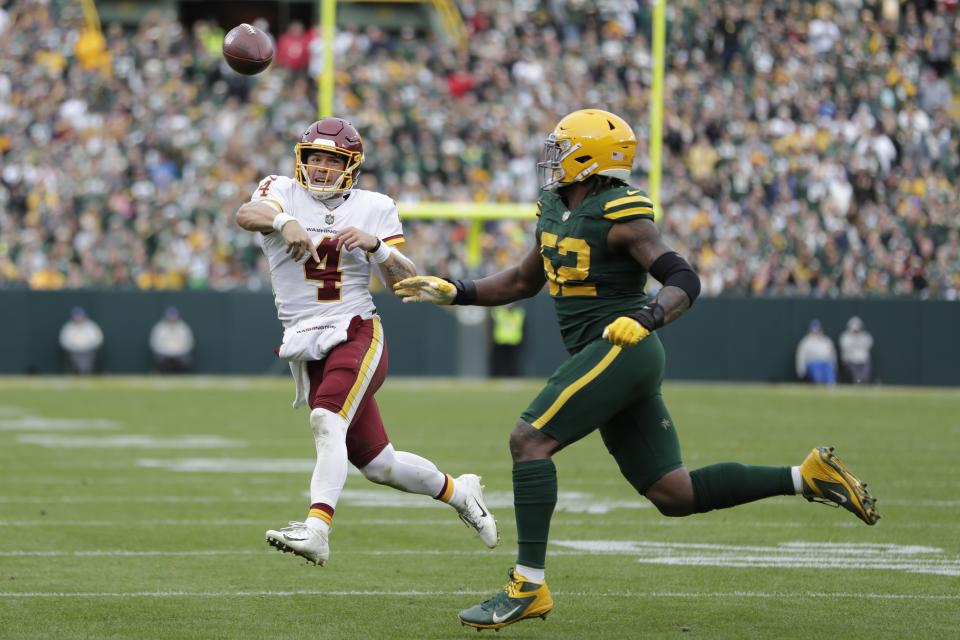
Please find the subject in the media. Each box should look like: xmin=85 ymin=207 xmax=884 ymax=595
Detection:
xmin=295 ymin=118 xmax=364 ymax=197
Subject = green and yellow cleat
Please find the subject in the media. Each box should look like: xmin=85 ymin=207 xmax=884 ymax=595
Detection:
xmin=800 ymin=446 xmax=879 ymax=525
xmin=459 ymin=569 xmax=553 ymax=631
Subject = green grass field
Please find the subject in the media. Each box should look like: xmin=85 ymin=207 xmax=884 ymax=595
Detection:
xmin=0 ymin=377 xmax=957 ymax=639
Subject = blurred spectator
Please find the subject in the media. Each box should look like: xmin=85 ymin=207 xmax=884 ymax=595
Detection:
xmin=59 ymin=307 xmax=103 ymax=374
xmin=276 ymin=20 xmax=311 ymax=73
xmin=795 ymin=319 xmax=837 ymax=385
xmin=149 ymin=306 xmax=194 ymax=373
xmin=839 ymin=316 xmax=874 ymax=384
xmin=490 ymin=304 xmax=526 ymax=377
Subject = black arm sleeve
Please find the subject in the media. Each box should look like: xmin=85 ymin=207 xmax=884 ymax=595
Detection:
xmin=649 ymin=252 xmax=701 ymax=306
xmin=444 ymin=278 xmax=477 ymax=305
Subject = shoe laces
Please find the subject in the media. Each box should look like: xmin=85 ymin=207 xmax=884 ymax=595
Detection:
xmin=280 ymin=521 xmax=309 ymax=534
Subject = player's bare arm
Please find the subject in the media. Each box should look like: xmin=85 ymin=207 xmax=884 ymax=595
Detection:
xmin=602 ymin=218 xmax=701 ymax=347
xmin=336 ymin=226 xmax=417 ymax=289
xmin=236 ymin=202 xmax=320 ymax=263
xmin=393 ymin=243 xmax=545 ymax=306
xmin=472 ymin=243 xmax=546 ymax=305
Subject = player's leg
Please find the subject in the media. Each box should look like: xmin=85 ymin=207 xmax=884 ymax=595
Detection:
xmin=460 ymin=338 xmax=638 ymax=630
xmin=350 ymin=398 xmax=499 ymax=548
xmin=266 ymin=316 xmax=385 ymax=565
xmin=602 ymin=393 xmax=795 ymax=515
xmin=605 ymin=391 xmax=878 ymax=524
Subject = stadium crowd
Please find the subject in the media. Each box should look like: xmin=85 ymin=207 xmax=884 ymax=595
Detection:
xmin=0 ymin=0 xmax=958 ymax=298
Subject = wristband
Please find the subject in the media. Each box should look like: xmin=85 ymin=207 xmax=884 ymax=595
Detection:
xmin=446 ymin=278 xmax=477 ymax=305
xmin=630 ymin=302 xmax=665 ymax=331
xmin=272 ymin=213 xmax=296 ymax=232
xmin=370 ymin=239 xmax=394 ymax=264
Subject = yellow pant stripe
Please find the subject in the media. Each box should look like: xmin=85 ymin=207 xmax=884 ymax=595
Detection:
xmin=531 ymin=345 xmax=622 ymax=429
xmin=603 ymin=207 xmax=655 ymax=221
xmin=338 ymin=317 xmax=383 ymax=422
xmin=604 ymin=195 xmax=653 ymax=210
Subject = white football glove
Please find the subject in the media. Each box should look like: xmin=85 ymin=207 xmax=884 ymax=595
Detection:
xmin=393 ymin=276 xmax=457 ymax=305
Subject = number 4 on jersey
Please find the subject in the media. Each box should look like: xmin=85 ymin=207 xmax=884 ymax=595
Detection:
xmin=304 ymin=238 xmax=342 ymax=302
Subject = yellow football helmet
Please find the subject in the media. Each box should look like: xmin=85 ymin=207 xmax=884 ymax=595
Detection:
xmin=537 ymin=109 xmax=637 ymax=191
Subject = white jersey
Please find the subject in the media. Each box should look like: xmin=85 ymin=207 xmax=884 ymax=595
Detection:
xmin=250 ymin=175 xmax=404 ymax=329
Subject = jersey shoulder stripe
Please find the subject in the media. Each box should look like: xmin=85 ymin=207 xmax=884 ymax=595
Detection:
xmin=261 ymin=198 xmax=284 ymax=212
xmin=603 ymin=194 xmax=654 ymax=212
xmin=603 ymin=207 xmax=655 ymax=221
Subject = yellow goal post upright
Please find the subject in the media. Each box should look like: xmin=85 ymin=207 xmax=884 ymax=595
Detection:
xmin=316 ymin=0 xmax=667 ymax=263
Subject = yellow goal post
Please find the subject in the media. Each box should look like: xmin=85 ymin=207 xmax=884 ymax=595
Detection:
xmin=396 ymin=202 xmax=535 ymax=268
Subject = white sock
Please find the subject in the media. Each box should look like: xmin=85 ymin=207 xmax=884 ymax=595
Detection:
xmin=305 ymin=517 xmax=331 ymax=534
xmin=790 ymin=466 xmax=803 ymax=494
xmin=515 ymin=564 xmax=545 ymax=584
xmin=308 ymin=408 xmax=350 ymax=508
xmin=360 ymin=444 xmax=446 ymax=497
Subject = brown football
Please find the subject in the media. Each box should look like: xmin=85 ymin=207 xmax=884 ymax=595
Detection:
xmin=222 ymin=23 xmax=274 ymax=75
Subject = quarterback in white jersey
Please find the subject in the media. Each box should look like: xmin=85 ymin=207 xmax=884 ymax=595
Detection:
xmin=235 ymin=117 xmax=498 ymax=567
xmin=255 ymin=174 xmax=405 ymax=328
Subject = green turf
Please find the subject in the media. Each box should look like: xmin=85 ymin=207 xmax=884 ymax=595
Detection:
xmin=0 ymin=377 xmax=957 ymax=639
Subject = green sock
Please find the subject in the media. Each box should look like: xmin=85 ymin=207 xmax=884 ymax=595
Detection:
xmin=690 ymin=463 xmax=794 ymax=513
xmin=513 ymin=459 xmax=557 ymax=570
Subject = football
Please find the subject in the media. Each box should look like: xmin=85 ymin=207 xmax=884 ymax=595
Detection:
xmin=222 ymin=23 xmax=274 ymax=75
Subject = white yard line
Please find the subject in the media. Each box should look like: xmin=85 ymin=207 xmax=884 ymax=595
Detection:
xmin=0 ymin=418 xmax=118 ymax=431
xmin=552 ymin=539 xmax=960 ymax=577
xmin=0 ymin=589 xmax=956 ymax=601
xmin=19 ymin=435 xmax=244 ymax=449
xmin=0 ymin=519 xmax=470 ymax=527
xmin=0 ymin=550 xmax=511 ymax=558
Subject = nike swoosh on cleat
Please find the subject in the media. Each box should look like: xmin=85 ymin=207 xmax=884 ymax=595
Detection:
xmin=474 ymin=498 xmax=488 ymax=518
xmin=491 ymin=605 xmax=523 ymax=624
xmin=828 ymin=489 xmax=848 ymax=504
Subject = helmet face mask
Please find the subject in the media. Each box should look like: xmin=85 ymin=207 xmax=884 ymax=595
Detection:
xmin=295 ymin=118 xmax=364 ymax=199
xmin=297 ymin=145 xmax=354 ymax=194
xmin=538 ymin=134 xmax=578 ymax=192
xmin=537 ymin=109 xmax=637 ymax=191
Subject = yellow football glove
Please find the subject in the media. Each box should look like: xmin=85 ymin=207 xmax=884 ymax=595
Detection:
xmin=393 ymin=276 xmax=457 ymax=305
xmin=602 ymin=316 xmax=651 ymax=347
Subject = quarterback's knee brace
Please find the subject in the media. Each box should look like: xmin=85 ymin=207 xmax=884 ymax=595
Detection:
xmin=359 ymin=444 xmax=396 ymax=485
xmin=310 ymin=408 xmax=348 ymax=444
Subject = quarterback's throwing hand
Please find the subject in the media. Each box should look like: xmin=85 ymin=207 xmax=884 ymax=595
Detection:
xmin=282 ymin=221 xmax=320 ymax=264
xmin=393 ymin=276 xmax=456 ymax=305
xmin=602 ymin=316 xmax=651 ymax=347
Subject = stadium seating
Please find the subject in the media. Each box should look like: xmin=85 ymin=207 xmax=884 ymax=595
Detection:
xmin=0 ymin=0 xmax=957 ymax=297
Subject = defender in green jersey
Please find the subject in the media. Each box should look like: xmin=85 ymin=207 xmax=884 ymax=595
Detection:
xmin=395 ymin=109 xmax=879 ymax=631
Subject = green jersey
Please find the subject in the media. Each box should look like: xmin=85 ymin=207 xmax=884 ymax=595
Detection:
xmin=536 ymin=185 xmax=656 ymax=353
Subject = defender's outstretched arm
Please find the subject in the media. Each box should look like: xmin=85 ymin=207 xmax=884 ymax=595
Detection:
xmin=394 ymin=243 xmax=545 ymax=306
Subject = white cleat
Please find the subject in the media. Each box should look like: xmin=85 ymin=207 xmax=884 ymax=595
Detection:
xmin=453 ymin=474 xmax=500 ymax=548
xmin=265 ymin=521 xmax=329 ymax=566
